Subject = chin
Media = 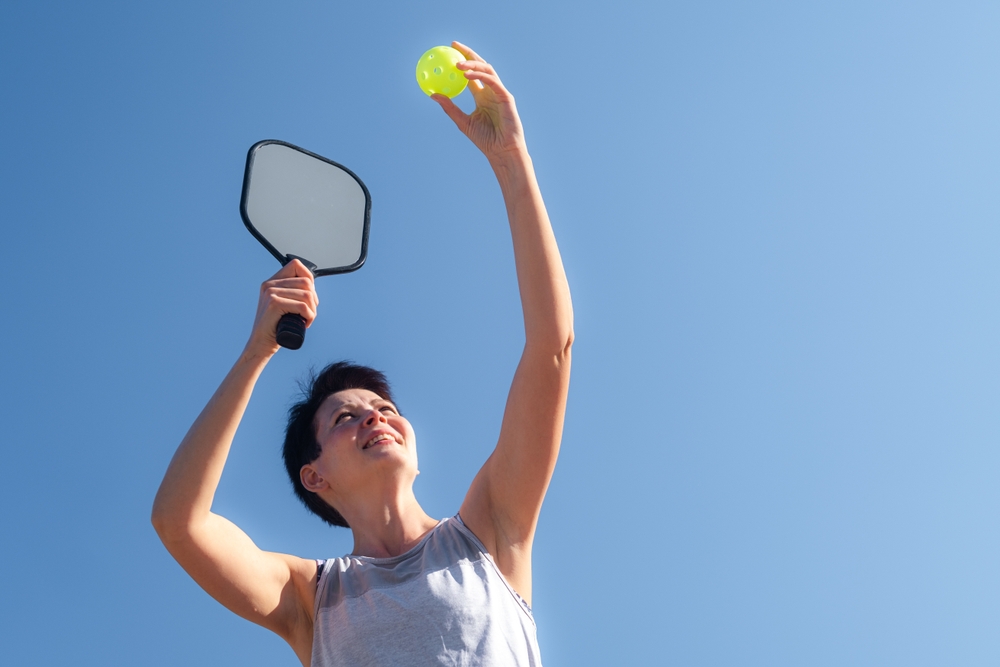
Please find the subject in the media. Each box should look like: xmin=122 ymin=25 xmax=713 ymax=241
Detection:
xmin=367 ymin=446 xmax=417 ymax=470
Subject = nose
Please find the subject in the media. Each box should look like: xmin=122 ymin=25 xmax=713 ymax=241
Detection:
xmin=363 ymin=408 xmax=387 ymax=427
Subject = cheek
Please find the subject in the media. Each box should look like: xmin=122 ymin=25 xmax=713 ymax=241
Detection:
xmin=319 ymin=432 xmax=355 ymax=466
xmin=399 ymin=420 xmax=416 ymax=446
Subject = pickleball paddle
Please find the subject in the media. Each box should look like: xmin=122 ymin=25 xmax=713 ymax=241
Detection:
xmin=240 ymin=140 xmax=371 ymax=349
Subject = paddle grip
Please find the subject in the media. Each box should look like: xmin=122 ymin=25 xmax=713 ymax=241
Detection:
xmin=276 ymin=313 xmax=306 ymax=350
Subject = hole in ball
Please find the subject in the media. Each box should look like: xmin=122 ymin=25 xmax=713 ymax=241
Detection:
xmin=433 ymin=67 xmax=442 ymax=75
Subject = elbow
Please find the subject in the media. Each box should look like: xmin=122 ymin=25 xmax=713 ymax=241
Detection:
xmin=531 ymin=326 xmax=573 ymax=367
xmin=150 ymin=502 xmax=171 ymax=541
xmin=558 ymin=327 xmax=574 ymax=363
xmin=150 ymin=497 xmax=188 ymax=546
xmin=151 ymin=513 xmax=192 ymax=551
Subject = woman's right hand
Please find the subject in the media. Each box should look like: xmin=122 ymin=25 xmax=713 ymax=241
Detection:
xmin=244 ymin=259 xmax=318 ymax=359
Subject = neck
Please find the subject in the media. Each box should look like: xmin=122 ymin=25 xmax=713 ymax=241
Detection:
xmin=341 ymin=483 xmax=438 ymax=558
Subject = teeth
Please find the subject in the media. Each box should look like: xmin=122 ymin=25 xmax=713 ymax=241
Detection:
xmin=365 ymin=434 xmax=394 ymax=449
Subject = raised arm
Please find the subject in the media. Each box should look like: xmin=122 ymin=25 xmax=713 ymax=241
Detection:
xmin=434 ymin=42 xmax=574 ymax=604
xmin=151 ymin=260 xmax=320 ymax=664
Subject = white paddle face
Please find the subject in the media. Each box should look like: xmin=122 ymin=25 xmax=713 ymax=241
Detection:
xmin=241 ymin=141 xmax=371 ymax=275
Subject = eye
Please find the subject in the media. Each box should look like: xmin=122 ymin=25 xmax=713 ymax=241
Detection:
xmin=379 ymin=405 xmax=398 ymax=415
xmin=335 ymin=412 xmax=355 ymax=425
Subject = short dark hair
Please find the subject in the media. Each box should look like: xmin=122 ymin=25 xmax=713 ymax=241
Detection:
xmin=283 ymin=361 xmax=395 ymax=528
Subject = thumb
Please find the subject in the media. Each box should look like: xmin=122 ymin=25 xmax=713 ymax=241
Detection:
xmin=431 ymin=94 xmax=469 ymax=133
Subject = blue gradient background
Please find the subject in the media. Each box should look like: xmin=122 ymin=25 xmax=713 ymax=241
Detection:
xmin=2 ymin=1 xmax=1000 ymax=665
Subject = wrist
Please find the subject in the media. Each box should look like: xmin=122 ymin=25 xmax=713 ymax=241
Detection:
xmin=239 ymin=340 xmax=277 ymax=369
xmin=488 ymin=138 xmax=529 ymax=165
xmin=489 ymin=146 xmax=533 ymax=190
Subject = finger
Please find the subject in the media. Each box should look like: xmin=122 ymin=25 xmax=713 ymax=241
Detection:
xmin=430 ymin=94 xmax=470 ymax=132
xmin=456 ymin=59 xmax=502 ymax=96
xmin=266 ymin=288 xmax=318 ymax=308
xmin=269 ymin=258 xmax=315 ymax=284
xmin=270 ymin=295 xmax=317 ymax=326
xmin=456 ymin=59 xmax=497 ymax=76
xmin=462 ymin=70 xmax=511 ymax=101
xmin=267 ymin=296 xmax=318 ymax=314
xmin=261 ymin=277 xmax=317 ymax=303
xmin=265 ymin=288 xmax=318 ymax=314
xmin=286 ymin=258 xmax=316 ymax=279
xmin=452 ymin=41 xmax=485 ymax=63
xmin=450 ymin=43 xmax=499 ymax=101
xmin=263 ymin=276 xmax=315 ymax=290
xmin=457 ymin=59 xmax=511 ymax=96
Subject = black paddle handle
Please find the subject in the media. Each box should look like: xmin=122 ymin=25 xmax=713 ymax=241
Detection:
xmin=274 ymin=255 xmax=315 ymax=350
xmin=276 ymin=313 xmax=306 ymax=350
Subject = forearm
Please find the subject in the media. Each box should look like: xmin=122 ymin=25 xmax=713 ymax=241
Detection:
xmin=491 ymin=149 xmax=574 ymax=353
xmin=151 ymin=348 xmax=270 ymax=538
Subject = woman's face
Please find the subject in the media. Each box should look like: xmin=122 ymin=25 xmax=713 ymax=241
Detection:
xmin=305 ymin=388 xmax=418 ymax=503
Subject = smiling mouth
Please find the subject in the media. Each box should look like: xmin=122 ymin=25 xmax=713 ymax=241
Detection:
xmin=363 ymin=433 xmax=397 ymax=450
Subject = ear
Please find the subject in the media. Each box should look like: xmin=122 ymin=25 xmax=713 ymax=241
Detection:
xmin=300 ymin=464 xmax=328 ymax=493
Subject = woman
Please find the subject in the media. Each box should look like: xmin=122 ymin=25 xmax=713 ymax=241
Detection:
xmin=152 ymin=41 xmax=573 ymax=666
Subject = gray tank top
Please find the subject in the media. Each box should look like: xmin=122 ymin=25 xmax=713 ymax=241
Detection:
xmin=312 ymin=515 xmax=542 ymax=666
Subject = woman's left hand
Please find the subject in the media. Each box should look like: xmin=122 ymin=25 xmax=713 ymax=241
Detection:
xmin=431 ymin=41 xmax=526 ymax=162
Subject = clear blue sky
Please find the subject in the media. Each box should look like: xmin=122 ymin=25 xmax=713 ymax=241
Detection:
xmin=2 ymin=1 xmax=1000 ymax=665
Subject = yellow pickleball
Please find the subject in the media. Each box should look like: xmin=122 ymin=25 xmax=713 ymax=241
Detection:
xmin=415 ymin=46 xmax=468 ymax=98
